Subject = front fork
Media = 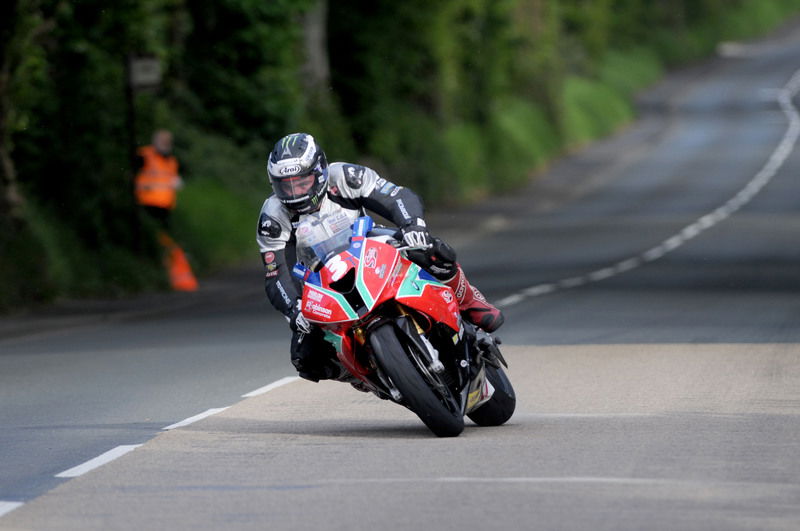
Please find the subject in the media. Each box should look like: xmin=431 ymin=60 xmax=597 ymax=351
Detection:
xmin=393 ymin=311 xmax=494 ymax=414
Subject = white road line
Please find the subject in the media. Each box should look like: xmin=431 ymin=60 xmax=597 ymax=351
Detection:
xmin=241 ymin=376 xmax=300 ymax=398
xmin=162 ymin=407 xmax=229 ymax=431
xmin=55 ymin=445 xmax=142 ymax=478
xmin=0 ymin=501 xmax=24 ymax=518
xmin=436 ymin=476 xmax=667 ymax=485
xmin=51 ymin=379 xmax=297 ymax=482
xmin=497 ymin=66 xmax=800 ymax=309
xmin=310 ymin=476 xmax=681 ymax=486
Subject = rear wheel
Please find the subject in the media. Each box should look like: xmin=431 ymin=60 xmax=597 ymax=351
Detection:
xmin=467 ymin=365 xmax=516 ymax=426
xmin=371 ymin=323 xmax=464 ymax=437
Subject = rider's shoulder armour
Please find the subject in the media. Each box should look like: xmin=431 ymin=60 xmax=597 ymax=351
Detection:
xmin=256 ymin=196 xmax=293 ymax=253
xmin=328 ymin=162 xmax=381 ymax=199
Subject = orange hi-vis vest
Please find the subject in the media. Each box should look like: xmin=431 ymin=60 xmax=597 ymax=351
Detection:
xmin=135 ymin=145 xmax=180 ymax=210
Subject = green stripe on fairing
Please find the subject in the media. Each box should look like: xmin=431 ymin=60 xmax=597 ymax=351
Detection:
xmin=323 ymin=330 xmax=344 ymax=354
xmin=309 ymin=286 xmax=359 ymax=321
xmin=355 ymin=248 xmax=378 ymax=309
xmin=396 ymin=263 xmax=444 ymax=299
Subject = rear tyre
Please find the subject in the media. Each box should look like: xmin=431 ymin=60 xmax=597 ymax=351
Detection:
xmin=467 ymin=365 xmax=516 ymax=426
xmin=371 ymin=323 xmax=464 ymax=437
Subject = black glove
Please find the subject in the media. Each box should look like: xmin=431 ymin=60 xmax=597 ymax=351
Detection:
xmin=400 ymin=218 xmax=430 ymax=248
xmin=406 ymin=237 xmax=458 ymax=280
xmin=288 ymin=300 xmax=312 ymax=334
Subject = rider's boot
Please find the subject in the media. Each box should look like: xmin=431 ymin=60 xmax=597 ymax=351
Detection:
xmin=442 ymin=265 xmax=504 ymax=333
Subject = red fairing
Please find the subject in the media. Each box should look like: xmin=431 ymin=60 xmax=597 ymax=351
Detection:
xmin=393 ymin=260 xmax=461 ymax=332
xmin=404 ymin=284 xmax=461 ymax=332
xmin=302 ymin=284 xmax=356 ymax=323
xmin=357 ymin=239 xmax=399 ymax=306
xmin=297 ymin=230 xmax=460 ymax=389
xmin=333 ymin=332 xmax=371 ymax=380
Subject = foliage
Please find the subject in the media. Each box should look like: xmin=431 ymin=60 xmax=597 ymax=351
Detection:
xmin=180 ymin=0 xmax=313 ymax=144
xmin=2 ymin=0 xmax=800 ymax=309
xmin=172 ymin=178 xmax=261 ymax=272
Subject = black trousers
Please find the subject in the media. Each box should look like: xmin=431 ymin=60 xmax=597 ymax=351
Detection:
xmin=290 ymin=326 xmax=340 ymax=381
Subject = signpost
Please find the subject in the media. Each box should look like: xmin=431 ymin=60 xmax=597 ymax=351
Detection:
xmin=125 ymin=55 xmax=162 ymax=249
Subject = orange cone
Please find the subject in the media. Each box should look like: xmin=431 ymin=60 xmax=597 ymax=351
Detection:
xmin=157 ymin=231 xmax=198 ymax=292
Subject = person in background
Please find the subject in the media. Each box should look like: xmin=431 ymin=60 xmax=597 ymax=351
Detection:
xmin=135 ymin=129 xmax=197 ymax=291
xmin=135 ymin=129 xmax=182 ymax=227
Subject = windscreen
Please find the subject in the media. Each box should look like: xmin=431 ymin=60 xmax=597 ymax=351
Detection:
xmin=295 ymin=212 xmax=353 ymax=271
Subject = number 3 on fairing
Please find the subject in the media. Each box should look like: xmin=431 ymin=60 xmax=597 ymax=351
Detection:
xmin=326 ymin=254 xmax=348 ymax=281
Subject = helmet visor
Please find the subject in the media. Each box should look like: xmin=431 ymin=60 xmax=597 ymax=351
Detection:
xmin=274 ymin=173 xmax=316 ymax=200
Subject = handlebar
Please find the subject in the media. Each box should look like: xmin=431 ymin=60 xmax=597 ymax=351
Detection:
xmin=365 ymin=226 xmax=431 ymax=252
xmin=366 ymin=226 xmax=401 ymax=238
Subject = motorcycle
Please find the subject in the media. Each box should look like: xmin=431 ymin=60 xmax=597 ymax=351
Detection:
xmin=291 ymin=213 xmax=515 ymax=437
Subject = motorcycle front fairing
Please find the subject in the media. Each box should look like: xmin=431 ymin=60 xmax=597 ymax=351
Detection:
xmin=292 ymin=215 xmax=463 ymax=382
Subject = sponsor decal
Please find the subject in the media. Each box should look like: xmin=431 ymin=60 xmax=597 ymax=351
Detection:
xmin=376 ymin=264 xmax=387 ymax=279
xmin=279 ymin=164 xmax=302 ymax=175
xmin=375 ymin=177 xmax=387 ymax=188
xmin=258 ymin=214 xmax=282 ymax=238
xmin=454 ymin=275 xmax=467 ymax=300
xmin=264 ymin=251 xmax=276 ymax=264
xmin=390 ymin=186 xmax=403 ymax=197
xmin=265 ymin=270 xmax=278 ymax=278
xmin=343 ymin=164 xmax=364 ymax=188
xmin=397 ymin=199 xmax=410 ymax=220
xmin=442 ymin=290 xmax=454 ymax=303
xmin=329 ymin=185 xmax=340 ymax=196
xmin=326 ymin=212 xmax=352 ymax=234
xmin=276 ymin=281 xmax=292 ymax=307
xmin=430 ymin=264 xmax=451 ymax=276
xmin=305 ymin=299 xmax=333 ymax=317
xmin=364 ymin=247 xmax=378 ymax=269
xmin=380 ymin=182 xmax=396 ymax=195
xmin=307 ymin=289 xmax=324 ymax=302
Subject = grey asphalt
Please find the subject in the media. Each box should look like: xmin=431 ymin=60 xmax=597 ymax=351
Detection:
xmin=2 ymin=19 xmax=800 ymax=531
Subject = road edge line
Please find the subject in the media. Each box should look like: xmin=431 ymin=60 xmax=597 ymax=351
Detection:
xmin=497 ymin=66 xmax=800 ymax=308
xmin=241 ymin=376 xmax=300 ymax=398
xmin=55 ymin=445 xmax=143 ymax=478
xmin=162 ymin=407 xmax=230 ymax=431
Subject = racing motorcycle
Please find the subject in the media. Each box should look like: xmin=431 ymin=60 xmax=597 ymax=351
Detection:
xmin=291 ymin=213 xmax=515 ymax=437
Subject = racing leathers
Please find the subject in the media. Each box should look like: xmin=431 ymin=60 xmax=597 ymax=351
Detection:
xmin=256 ymin=162 xmax=503 ymax=382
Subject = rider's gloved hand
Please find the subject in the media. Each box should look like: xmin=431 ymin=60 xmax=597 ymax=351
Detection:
xmin=406 ymin=237 xmax=458 ymax=280
xmin=288 ymin=300 xmax=312 ymax=334
xmin=426 ymin=238 xmax=457 ymax=280
xmin=400 ymin=218 xmax=430 ymax=248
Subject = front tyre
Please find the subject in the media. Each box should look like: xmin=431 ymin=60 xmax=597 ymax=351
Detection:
xmin=371 ymin=323 xmax=464 ymax=437
xmin=467 ymin=365 xmax=516 ymax=426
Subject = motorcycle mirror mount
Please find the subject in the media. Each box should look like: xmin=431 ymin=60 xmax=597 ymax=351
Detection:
xmin=352 ymin=216 xmax=375 ymax=238
xmin=292 ymin=263 xmax=321 ymax=286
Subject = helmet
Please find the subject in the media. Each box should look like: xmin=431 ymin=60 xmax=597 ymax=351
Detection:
xmin=267 ymin=133 xmax=328 ymax=214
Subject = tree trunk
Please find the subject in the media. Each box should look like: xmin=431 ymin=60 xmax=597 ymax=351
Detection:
xmin=0 ymin=0 xmax=25 ymax=223
xmin=302 ymin=0 xmax=330 ymax=92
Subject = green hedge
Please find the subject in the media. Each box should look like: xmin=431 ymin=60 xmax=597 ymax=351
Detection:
xmin=4 ymin=0 xmax=800 ymax=309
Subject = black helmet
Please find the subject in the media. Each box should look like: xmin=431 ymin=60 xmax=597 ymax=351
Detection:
xmin=267 ymin=133 xmax=328 ymax=214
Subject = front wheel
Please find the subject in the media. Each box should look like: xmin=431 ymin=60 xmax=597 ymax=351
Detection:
xmin=467 ymin=365 xmax=516 ymax=426
xmin=370 ymin=323 xmax=464 ymax=437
